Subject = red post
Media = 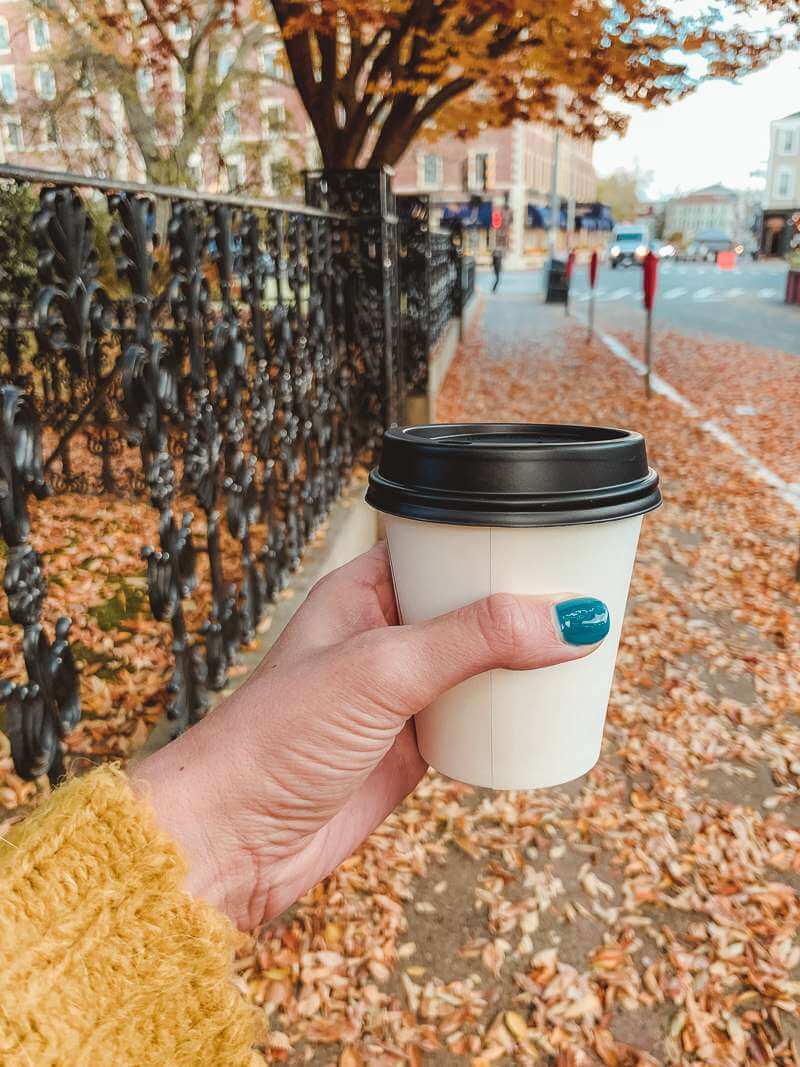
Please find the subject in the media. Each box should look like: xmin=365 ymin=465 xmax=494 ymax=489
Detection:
xmin=565 ymin=250 xmax=576 ymax=315
xmin=643 ymin=251 xmax=658 ymax=398
xmin=588 ymin=250 xmax=599 ymax=340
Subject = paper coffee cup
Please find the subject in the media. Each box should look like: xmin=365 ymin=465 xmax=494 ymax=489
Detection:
xmin=366 ymin=424 xmax=661 ymax=790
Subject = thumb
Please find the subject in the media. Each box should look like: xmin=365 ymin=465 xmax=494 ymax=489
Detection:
xmin=348 ymin=592 xmax=611 ymax=719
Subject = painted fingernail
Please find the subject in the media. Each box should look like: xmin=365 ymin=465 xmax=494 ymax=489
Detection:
xmin=555 ymin=597 xmax=610 ymax=646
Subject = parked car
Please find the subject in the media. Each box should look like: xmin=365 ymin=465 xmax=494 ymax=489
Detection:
xmin=607 ymin=224 xmax=650 ymax=268
xmin=651 ymin=240 xmax=676 ymax=259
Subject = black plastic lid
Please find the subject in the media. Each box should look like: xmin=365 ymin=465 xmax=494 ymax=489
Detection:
xmin=366 ymin=423 xmax=661 ymax=527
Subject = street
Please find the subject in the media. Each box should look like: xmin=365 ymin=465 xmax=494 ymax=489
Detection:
xmin=478 ymin=260 xmax=800 ymax=355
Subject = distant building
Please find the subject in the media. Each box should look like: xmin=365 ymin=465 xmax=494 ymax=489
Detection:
xmin=393 ymin=121 xmax=605 ymax=265
xmin=0 ymin=1 xmax=317 ymax=195
xmin=761 ymin=111 xmax=800 ymax=256
xmin=663 ymin=184 xmax=741 ymax=244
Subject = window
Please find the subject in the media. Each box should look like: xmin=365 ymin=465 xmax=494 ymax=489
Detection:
xmin=187 ymin=151 xmax=202 ymax=186
xmin=3 ymin=116 xmax=23 ymax=151
xmin=0 ymin=18 xmax=9 ymax=53
xmin=34 ymin=65 xmax=56 ymax=100
xmin=420 ymin=153 xmax=442 ymax=189
xmin=82 ymin=109 xmax=102 ymax=146
xmin=471 ymin=152 xmax=490 ymax=191
xmin=217 ymin=46 xmax=236 ymax=82
xmin=226 ymin=156 xmax=244 ymax=191
xmin=29 ymin=17 xmax=49 ymax=51
xmin=222 ymin=105 xmax=239 ymax=139
xmin=137 ymin=67 xmax=153 ymax=97
xmin=780 ymin=128 xmax=797 ymax=155
xmin=0 ymin=66 xmax=16 ymax=103
xmin=776 ymin=166 xmax=795 ymax=201
xmin=260 ymin=45 xmax=283 ymax=78
xmin=77 ymin=62 xmax=95 ymax=96
xmin=261 ymin=99 xmax=285 ymax=136
xmin=40 ymin=112 xmax=58 ymax=146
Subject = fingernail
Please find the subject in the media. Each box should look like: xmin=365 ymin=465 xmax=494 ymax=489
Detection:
xmin=555 ymin=597 xmax=610 ymax=646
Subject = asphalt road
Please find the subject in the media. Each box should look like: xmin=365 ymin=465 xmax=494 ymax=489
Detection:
xmin=477 ymin=260 xmax=800 ymax=355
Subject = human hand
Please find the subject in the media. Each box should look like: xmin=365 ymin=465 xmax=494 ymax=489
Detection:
xmin=131 ymin=542 xmax=608 ymax=930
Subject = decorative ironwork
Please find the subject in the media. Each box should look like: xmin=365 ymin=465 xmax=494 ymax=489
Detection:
xmin=0 ymin=385 xmax=79 ymax=782
xmin=399 ymin=197 xmax=473 ymax=398
xmin=0 ymin=163 xmax=473 ymax=781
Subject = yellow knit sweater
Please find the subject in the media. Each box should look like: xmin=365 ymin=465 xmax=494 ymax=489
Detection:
xmin=0 ymin=766 xmax=260 ymax=1066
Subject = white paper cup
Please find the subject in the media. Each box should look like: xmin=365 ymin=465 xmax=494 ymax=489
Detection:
xmin=367 ymin=423 xmax=661 ymax=791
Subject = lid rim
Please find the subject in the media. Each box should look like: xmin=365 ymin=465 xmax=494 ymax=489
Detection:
xmin=369 ymin=422 xmax=662 ymax=528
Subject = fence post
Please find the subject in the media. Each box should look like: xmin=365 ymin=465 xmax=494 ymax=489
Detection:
xmin=451 ymin=220 xmax=465 ymax=341
xmin=397 ymin=194 xmax=432 ymax=417
xmin=305 ymin=168 xmax=402 ymax=435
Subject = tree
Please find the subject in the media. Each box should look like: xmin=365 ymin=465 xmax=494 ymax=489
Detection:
xmin=597 ymin=169 xmax=649 ymax=225
xmin=271 ymin=0 xmax=799 ymax=169
xmin=27 ymin=0 xmax=292 ymax=187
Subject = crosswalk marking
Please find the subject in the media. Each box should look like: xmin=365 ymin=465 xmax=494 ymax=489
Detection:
xmin=663 ymin=287 xmax=688 ymax=300
xmin=606 ymin=287 xmax=632 ymax=300
xmin=693 ymin=287 xmax=714 ymax=300
xmin=758 ymin=288 xmax=777 ymax=299
xmin=725 ymin=288 xmax=744 ymax=299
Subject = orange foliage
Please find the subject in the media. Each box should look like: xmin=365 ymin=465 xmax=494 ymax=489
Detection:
xmin=271 ymin=0 xmax=799 ymax=168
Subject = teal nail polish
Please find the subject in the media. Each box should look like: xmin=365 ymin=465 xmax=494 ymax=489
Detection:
xmin=555 ymin=597 xmax=610 ymax=646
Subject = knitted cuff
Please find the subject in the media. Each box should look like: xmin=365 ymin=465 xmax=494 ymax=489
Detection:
xmin=0 ymin=765 xmax=260 ymax=1065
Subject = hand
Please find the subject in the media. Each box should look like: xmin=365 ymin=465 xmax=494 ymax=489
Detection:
xmin=131 ymin=542 xmax=607 ymax=930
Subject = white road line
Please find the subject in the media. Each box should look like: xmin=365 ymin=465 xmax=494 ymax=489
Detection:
xmin=725 ymin=288 xmax=744 ymax=299
xmin=663 ymin=287 xmax=688 ymax=300
xmin=593 ymin=327 xmax=800 ymax=514
xmin=759 ymin=288 xmax=778 ymax=299
xmin=693 ymin=287 xmax=715 ymax=300
xmin=606 ymin=287 xmax=632 ymax=300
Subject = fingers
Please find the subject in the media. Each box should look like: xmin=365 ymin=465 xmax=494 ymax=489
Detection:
xmin=345 ymin=592 xmax=611 ymax=719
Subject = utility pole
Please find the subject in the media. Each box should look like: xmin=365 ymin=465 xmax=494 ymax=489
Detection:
xmin=548 ymin=127 xmax=561 ymax=259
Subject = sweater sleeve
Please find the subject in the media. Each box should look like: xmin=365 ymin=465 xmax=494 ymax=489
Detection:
xmin=0 ymin=765 xmax=261 ymax=1066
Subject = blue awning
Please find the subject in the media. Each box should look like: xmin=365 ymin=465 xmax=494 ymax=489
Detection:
xmin=441 ymin=201 xmax=493 ymax=227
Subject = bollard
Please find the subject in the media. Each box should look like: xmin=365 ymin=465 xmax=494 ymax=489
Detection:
xmin=565 ymin=250 xmax=576 ymax=316
xmin=642 ymin=251 xmax=658 ymax=398
xmin=587 ymin=250 xmax=599 ymax=341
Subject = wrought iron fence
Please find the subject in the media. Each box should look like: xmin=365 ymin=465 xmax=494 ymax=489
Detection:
xmin=0 ymin=165 xmax=474 ymax=783
xmin=397 ymin=194 xmax=473 ymax=395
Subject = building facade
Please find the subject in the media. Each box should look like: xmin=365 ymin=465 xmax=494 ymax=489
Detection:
xmin=761 ymin=111 xmax=800 ymax=257
xmin=662 ymin=184 xmax=740 ymax=244
xmin=393 ymin=121 xmax=601 ymax=265
xmin=0 ymin=1 xmax=317 ymax=195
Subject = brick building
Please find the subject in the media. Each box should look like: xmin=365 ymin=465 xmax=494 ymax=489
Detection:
xmin=393 ymin=120 xmax=601 ymax=265
xmin=0 ymin=1 xmax=317 ymax=195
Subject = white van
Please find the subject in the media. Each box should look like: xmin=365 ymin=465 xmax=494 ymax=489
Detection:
xmin=608 ymin=224 xmax=650 ymax=268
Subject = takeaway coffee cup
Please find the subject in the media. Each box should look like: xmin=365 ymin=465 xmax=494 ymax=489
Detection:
xmin=366 ymin=423 xmax=661 ymax=790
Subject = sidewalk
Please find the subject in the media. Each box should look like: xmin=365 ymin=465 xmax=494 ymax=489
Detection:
xmin=251 ymin=298 xmax=800 ymax=1064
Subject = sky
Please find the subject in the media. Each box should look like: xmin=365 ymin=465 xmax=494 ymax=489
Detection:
xmin=594 ymin=45 xmax=799 ymax=199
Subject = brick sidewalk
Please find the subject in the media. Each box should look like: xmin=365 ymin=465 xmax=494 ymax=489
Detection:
xmin=254 ymin=296 xmax=800 ymax=1066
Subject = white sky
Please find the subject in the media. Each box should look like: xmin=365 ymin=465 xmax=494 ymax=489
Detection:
xmin=594 ymin=43 xmax=799 ymax=198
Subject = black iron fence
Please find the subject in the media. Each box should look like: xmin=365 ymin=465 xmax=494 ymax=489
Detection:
xmin=0 ymin=164 xmax=474 ymax=782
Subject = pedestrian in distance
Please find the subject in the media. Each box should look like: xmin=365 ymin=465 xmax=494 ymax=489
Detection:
xmin=492 ymin=247 xmax=504 ymax=291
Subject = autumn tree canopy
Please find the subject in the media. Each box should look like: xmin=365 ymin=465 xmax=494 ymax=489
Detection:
xmin=272 ymin=0 xmax=800 ymax=169
xmin=28 ymin=0 xmax=290 ymax=187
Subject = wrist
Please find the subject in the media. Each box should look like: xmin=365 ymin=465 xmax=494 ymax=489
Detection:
xmin=128 ymin=718 xmax=255 ymax=928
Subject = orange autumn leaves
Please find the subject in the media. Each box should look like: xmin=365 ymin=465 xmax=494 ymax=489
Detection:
xmin=274 ymin=0 xmax=799 ymax=168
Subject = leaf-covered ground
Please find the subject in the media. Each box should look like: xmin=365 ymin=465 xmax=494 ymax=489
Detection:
xmin=244 ymin=299 xmax=799 ymax=1065
xmin=2 ymin=294 xmax=799 ymax=1065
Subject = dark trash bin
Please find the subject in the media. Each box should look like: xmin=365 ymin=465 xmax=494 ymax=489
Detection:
xmin=545 ymin=257 xmax=569 ymax=305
